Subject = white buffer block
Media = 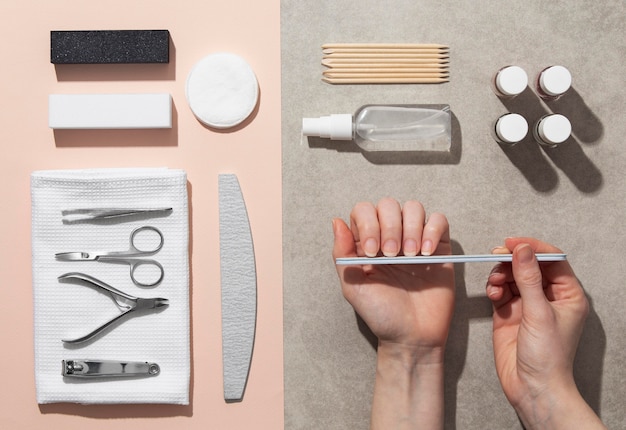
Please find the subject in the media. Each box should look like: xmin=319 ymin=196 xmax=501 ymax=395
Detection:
xmin=49 ymin=93 xmax=172 ymax=129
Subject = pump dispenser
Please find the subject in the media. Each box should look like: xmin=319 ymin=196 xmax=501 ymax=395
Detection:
xmin=302 ymin=105 xmax=451 ymax=152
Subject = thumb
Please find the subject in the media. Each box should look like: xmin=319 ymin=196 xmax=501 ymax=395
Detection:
xmin=332 ymin=218 xmax=356 ymax=260
xmin=512 ymin=243 xmax=549 ymax=315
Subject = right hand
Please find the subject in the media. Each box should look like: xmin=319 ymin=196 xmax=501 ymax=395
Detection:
xmin=486 ymin=237 xmax=604 ymax=429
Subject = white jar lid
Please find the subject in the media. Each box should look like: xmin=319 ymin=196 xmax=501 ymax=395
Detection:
xmin=539 ymin=66 xmax=572 ymax=96
xmin=186 ymin=53 xmax=259 ymax=129
xmin=495 ymin=66 xmax=528 ymax=96
xmin=537 ymin=114 xmax=572 ymax=144
xmin=496 ymin=113 xmax=528 ymax=143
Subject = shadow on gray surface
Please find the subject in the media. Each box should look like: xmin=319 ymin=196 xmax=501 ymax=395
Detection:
xmin=544 ymin=88 xmax=604 ymax=145
xmin=497 ymin=88 xmax=604 ymax=194
xmin=574 ymin=293 xmax=606 ymax=417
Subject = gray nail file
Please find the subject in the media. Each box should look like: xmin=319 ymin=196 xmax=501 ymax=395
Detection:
xmin=218 ymin=174 xmax=257 ymax=402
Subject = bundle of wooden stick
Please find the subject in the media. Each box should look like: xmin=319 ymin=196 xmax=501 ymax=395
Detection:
xmin=321 ymin=43 xmax=449 ymax=84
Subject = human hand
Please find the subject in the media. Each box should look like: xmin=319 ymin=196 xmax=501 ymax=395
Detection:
xmin=333 ymin=198 xmax=455 ymax=429
xmin=332 ymin=198 xmax=455 ymax=360
xmin=487 ymin=237 xmax=604 ymax=429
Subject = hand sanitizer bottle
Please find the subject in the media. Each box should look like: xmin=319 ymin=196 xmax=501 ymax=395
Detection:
xmin=302 ymin=105 xmax=451 ymax=151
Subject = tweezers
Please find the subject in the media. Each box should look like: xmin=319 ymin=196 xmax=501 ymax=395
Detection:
xmin=61 ymin=207 xmax=172 ymax=223
xmin=59 ymin=272 xmax=169 ymax=344
xmin=335 ymin=253 xmax=567 ymax=265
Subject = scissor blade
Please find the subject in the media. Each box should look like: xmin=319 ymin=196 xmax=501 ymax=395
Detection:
xmin=55 ymin=252 xmax=98 ymax=261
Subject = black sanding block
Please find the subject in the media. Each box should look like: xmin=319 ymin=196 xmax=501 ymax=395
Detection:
xmin=51 ymin=30 xmax=170 ymax=64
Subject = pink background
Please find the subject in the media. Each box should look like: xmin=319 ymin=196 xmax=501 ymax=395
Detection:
xmin=0 ymin=0 xmax=283 ymax=428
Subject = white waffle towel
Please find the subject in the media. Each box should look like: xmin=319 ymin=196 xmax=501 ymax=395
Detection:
xmin=31 ymin=168 xmax=189 ymax=404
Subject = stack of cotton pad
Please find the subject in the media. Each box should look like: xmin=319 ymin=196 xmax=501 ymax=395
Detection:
xmin=186 ymin=53 xmax=259 ymax=129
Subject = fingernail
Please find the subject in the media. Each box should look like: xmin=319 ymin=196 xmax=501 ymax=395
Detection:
xmin=491 ymin=245 xmax=509 ymax=254
xmin=517 ymin=244 xmax=534 ymax=264
xmin=364 ymin=238 xmax=378 ymax=257
xmin=403 ymin=239 xmax=418 ymax=256
xmin=382 ymin=239 xmax=398 ymax=256
xmin=487 ymin=285 xmax=500 ymax=299
xmin=421 ymin=240 xmax=433 ymax=256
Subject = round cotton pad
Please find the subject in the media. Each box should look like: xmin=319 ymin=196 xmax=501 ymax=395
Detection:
xmin=186 ymin=53 xmax=259 ymax=129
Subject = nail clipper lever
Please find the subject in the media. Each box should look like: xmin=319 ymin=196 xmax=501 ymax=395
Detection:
xmin=62 ymin=359 xmax=160 ymax=378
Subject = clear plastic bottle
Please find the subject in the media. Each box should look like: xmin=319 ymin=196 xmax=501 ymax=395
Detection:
xmin=533 ymin=114 xmax=572 ymax=147
xmin=493 ymin=66 xmax=528 ymax=98
xmin=493 ymin=113 xmax=528 ymax=145
xmin=301 ymin=105 xmax=451 ymax=151
xmin=536 ymin=66 xmax=572 ymax=100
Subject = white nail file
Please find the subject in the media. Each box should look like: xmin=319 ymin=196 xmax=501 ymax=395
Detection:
xmin=219 ymin=174 xmax=257 ymax=402
xmin=48 ymin=93 xmax=172 ymax=129
xmin=336 ymin=253 xmax=567 ymax=265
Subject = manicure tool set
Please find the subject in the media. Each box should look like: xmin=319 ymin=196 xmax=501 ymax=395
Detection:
xmin=55 ymin=207 xmax=171 ymax=378
xmin=38 ymin=27 xmax=577 ymax=405
xmin=43 ymin=29 xmax=262 ymax=401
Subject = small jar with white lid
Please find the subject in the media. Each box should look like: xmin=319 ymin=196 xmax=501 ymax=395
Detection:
xmin=493 ymin=66 xmax=528 ymax=98
xmin=494 ymin=113 xmax=528 ymax=145
xmin=536 ymin=65 xmax=572 ymax=100
xmin=533 ymin=114 xmax=572 ymax=147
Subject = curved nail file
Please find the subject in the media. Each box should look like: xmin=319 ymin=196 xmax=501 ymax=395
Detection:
xmin=51 ymin=30 xmax=170 ymax=64
xmin=218 ymin=174 xmax=257 ymax=402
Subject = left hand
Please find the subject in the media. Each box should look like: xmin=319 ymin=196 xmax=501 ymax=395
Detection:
xmin=332 ymin=198 xmax=455 ymax=356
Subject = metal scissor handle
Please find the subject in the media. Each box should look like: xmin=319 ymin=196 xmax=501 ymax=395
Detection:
xmin=127 ymin=225 xmax=164 ymax=256
xmin=124 ymin=258 xmax=165 ymax=287
xmin=99 ymin=226 xmax=165 ymax=287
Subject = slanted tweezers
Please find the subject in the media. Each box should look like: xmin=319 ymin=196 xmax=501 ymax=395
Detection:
xmin=61 ymin=207 xmax=172 ymax=223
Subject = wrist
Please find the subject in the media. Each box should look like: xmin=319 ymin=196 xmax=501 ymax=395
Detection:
xmin=514 ymin=380 xmax=605 ymax=430
xmin=377 ymin=340 xmax=446 ymax=367
xmin=371 ymin=342 xmax=445 ymax=429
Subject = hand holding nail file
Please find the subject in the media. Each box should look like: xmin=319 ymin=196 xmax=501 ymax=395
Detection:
xmin=336 ymin=253 xmax=566 ymax=265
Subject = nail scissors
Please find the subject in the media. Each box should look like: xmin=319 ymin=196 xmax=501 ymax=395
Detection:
xmin=55 ymin=226 xmax=165 ymax=287
xmin=59 ymin=272 xmax=169 ymax=344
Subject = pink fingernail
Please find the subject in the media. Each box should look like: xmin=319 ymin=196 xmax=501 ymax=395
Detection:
xmin=382 ymin=239 xmax=399 ymax=257
xmin=421 ymin=240 xmax=433 ymax=256
xmin=403 ymin=239 xmax=418 ymax=256
xmin=364 ymin=238 xmax=378 ymax=257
